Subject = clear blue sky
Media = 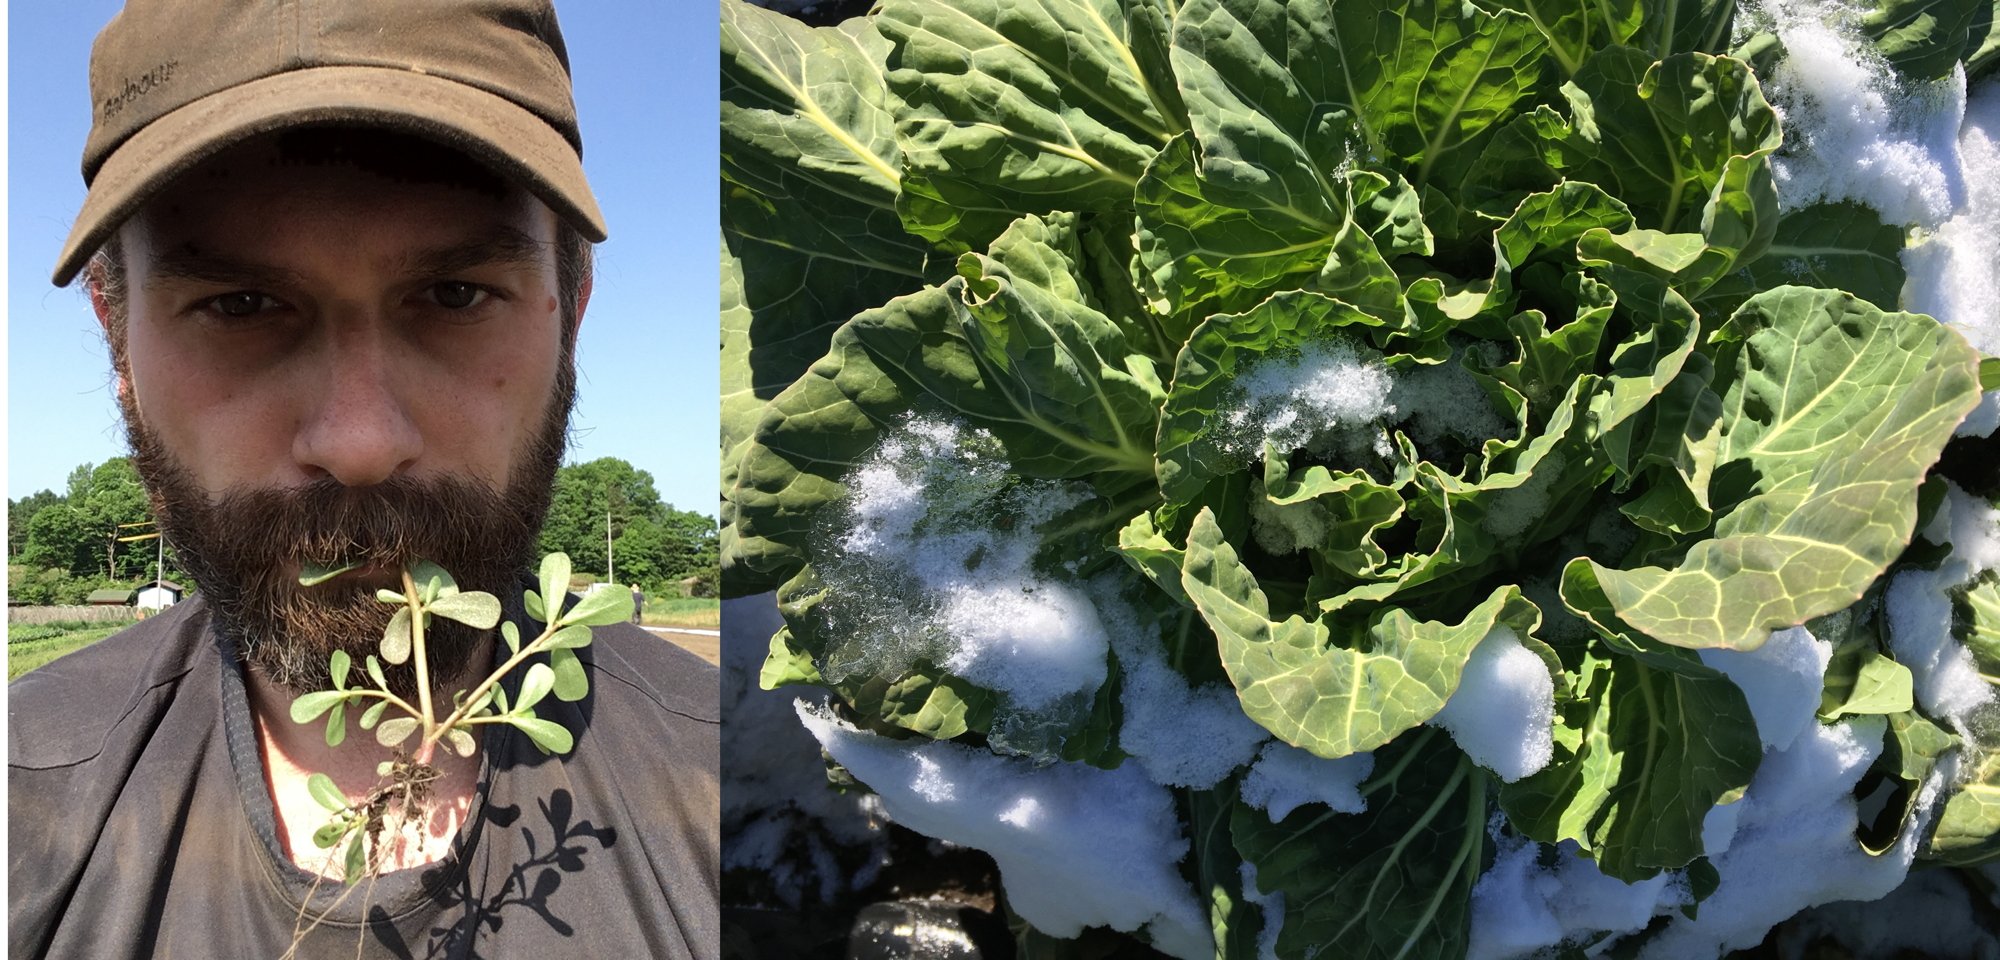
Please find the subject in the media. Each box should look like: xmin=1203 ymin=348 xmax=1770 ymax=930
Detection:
xmin=7 ymin=2 xmax=721 ymax=520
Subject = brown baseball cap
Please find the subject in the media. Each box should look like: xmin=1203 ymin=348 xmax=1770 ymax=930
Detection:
xmin=51 ymin=0 xmax=609 ymax=286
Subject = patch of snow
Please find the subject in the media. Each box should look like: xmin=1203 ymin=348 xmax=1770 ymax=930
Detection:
xmin=1698 ymin=625 xmax=1833 ymax=752
xmin=797 ymin=701 xmax=1211 ymax=959
xmin=1239 ymin=740 xmax=1373 ymax=821
xmin=1427 ymin=626 xmax=1556 ymax=782
xmin=1905 ymin=76 xmax=2000 ymax=360
xmin=1216 ymin=340 xmax=1397 ymax=458
xmin=1639 ymin=716 xmax=1948 ymax=959
xmin=1240 ymin=862 xmax=1284 ymax=960
xmin=1097 ymin=579 xmax=1268 ymax=789
xmin=1762 ymin=0 xmax=1967 ymax=228
xmin=1468 ymin=827 xmax=1677 ymax=960
xmin=1391 ymin=353 xmax=1511 ymax=449
xmin=1248 ymin=476 xmax=1329 ymax=556
xmin=1960 ymin=390 xmax=2000 ymax=439
xmin=1702 ymin=796 xmax=1744 ymax=859
xmin=1888 ymin=482 xmax=2000 ymax=728
xmin=1483 ymin=452 xmax=1565 ymax=540
xmin=819 ymin=417 xmax=1110 ymax=754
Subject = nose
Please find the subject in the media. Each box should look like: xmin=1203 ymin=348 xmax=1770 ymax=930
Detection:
xmin=291 ymin=314 xmax=423 ymax=486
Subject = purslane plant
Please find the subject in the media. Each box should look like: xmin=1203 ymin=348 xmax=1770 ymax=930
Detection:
xmin=288 ymin=552 xmax=632 ymax=883
xmin=723 ymin=0 xmax=2000 ymax=955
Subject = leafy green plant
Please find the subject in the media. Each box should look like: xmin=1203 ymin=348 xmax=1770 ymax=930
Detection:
xmin=724 ymin=0 xmax=2000 ymax=955
xmin=287 ymin=552 xmax=631 ymax=883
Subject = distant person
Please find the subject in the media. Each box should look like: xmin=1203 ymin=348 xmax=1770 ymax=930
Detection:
xmin=7 ymin=2 xmax=718 ymax=957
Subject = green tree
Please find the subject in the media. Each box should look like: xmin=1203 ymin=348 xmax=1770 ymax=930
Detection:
xmin=21 ymin=505 xmax=93 ymax=574
xmin=535 ymin=458 xmax=717 ymax=594
xmin=9 ymin=490 xmax=63 ymax=558
xmin=74 ymin=459 xmax=152 ymax=579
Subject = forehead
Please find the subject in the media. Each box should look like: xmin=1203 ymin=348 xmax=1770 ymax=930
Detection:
xmin=118 ymin=129 xmax=553 ymax=261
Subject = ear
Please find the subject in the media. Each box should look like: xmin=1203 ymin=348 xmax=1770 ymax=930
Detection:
xmin=570 ymin=267 xmax=593 ymax=341
xmin=85 ymin=261 xmax=132 ymax=402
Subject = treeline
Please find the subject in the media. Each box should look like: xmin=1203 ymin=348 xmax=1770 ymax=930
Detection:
xmin=9 ymin=456 xmax=717 ymax=604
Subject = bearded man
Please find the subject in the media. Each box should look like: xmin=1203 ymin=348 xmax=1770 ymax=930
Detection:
xmin=6 ymin=3 xmax=718 ymax=958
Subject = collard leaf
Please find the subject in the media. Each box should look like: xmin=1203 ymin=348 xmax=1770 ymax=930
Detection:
xmin=1187 ymin=787 xmax=1265 ymax=960
xmin=1567 ymin=287 xmax=1983 ymax=650
xmin=1819 ymin=650 xmax=1915 ymax=719
xmin=1142 ymin=0 xmax=1548 ymax=310
xmin=878 ymin=0 xmax=1181 ymax=245
xmin=1487 ymin=0 xmax=1644 ymax=76
xmin=730 ymin=212 xmax=1162 ymax=585
xmin=719 ymin=0 xmax=932 ymax=425
xmin=1173 ymin=0 xmax=1549 ymax=188
xmin=1931 ymin=749 xmax=2000 ymax=866
xmin=1499 ymin=630 xmax=1762 ymax=880
xmin=1155 ymin=291 xmax=1395 ymax=505
xmin=1860 ymin=0 xmax=1993 ymax=80
xmin=1233 ymin=730 xmax=1486 ymax=960
xmin=1181 ymin=507 xmax=1539 ymax=758
xmin=1552 ymin=49 xmax=1779 ymax=233
xmin=1696 ymin=202 xmax=1907 ymax=316
xmin=761 ymin=626 xmax=825 ymax=689
xmin=1637 ymin=0 xmax=1738 ymax=60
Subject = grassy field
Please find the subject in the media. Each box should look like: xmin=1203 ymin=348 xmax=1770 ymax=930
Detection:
xmin=8 ymin=622 xmax=129 ymax=681
xmin=643 ymin=596 xmax=720 ymax=629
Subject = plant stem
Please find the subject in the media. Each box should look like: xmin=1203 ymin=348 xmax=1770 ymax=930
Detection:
xmin=403 ymin=570 xmax=437 ymax=762
xmin=426 ymin=621 xmax=561 ymax=741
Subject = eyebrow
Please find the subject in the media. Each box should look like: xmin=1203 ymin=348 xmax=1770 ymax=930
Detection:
xmin=400 ymin=226 xmax=552 ymax=277
xmin=143 ymin=226 xmax=552 ymax=287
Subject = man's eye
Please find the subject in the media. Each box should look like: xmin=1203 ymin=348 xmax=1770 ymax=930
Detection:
xmin=207 ymin=291 xmax=276 ymax=318
xmin=428 ymin=282 xmax=489 ymax=309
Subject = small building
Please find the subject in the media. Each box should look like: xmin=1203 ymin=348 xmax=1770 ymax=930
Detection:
xmin=85 ymin=588 xmax=134 ymax=607
xmin=137 ymin=580 xmax=185 ymax=611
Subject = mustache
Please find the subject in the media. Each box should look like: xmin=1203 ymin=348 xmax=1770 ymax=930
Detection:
xmin=185 ymin=474 xmax=540 ymax=575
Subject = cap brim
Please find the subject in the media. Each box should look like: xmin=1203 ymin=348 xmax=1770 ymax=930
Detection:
xmin=52 ymin=64 xmax=607 ymax=286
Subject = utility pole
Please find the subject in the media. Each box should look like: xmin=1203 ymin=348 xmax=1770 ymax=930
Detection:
xmin=116 ymin=520 xmax=166 ymax=607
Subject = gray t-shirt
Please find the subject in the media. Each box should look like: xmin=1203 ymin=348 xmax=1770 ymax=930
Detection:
xmin=9 ymin=594 xmax=718 ymax=959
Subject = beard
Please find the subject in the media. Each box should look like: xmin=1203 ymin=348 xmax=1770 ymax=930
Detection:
xmin=120 ymin=357 xmax=574 ymax=700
